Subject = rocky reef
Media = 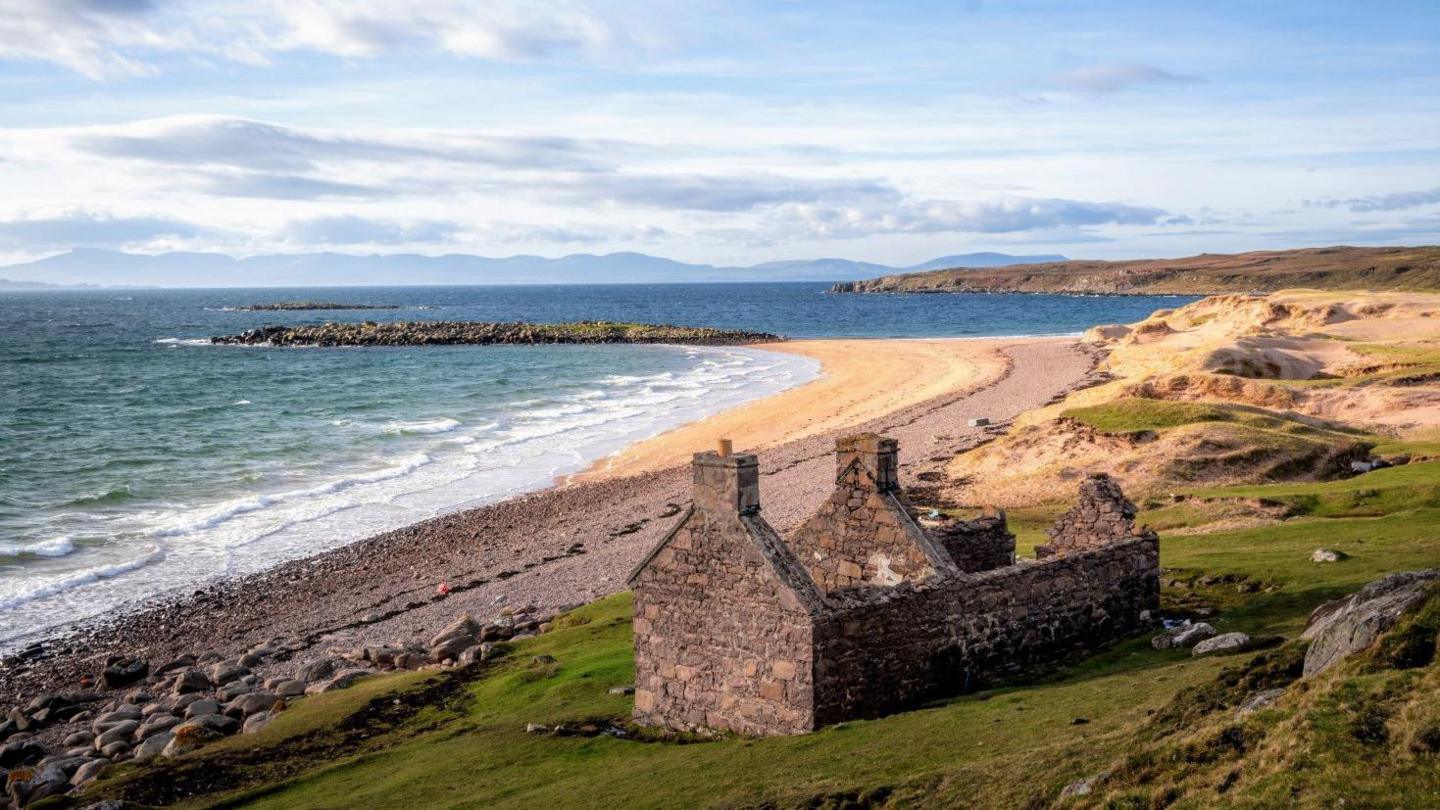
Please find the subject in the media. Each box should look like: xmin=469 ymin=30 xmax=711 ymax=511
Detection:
xmin=212 ymin=320 xmax=783 ymax=347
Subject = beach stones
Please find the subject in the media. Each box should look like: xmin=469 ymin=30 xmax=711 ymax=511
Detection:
xmin=296 ymin=657 xmax=344 ymax=684
xmin=163 ymin=725 xmax=223 ymax=757
xmin=184 ymin=698 xmax=221 ymax=719
xmin=169 ymin=667 xmax=212 ymax=695
xmin=206 ymin=661 xmax=249 ymax=685
xmin=242 ymin=711 xmax=275 ymax=735
xmin=225 ymin=692 xmax=283 ymax=718
xmin=100 ymin=656 xmax=149 ymax=689
xmin=305 ymin=668 xmax=372 ymax=695
xmin=134 ymin=730 xmax=173 ymax=760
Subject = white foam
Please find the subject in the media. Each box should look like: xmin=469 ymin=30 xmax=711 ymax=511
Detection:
xmin=0 ymin=545 xmax=165 ymax=611
xmin=153 ymin=337 xmax=212 ymax=346
xmin=0 ymin=344 xmax=821 ymax=650
xmin=0 ymin=537 xmax=77 ymax=559
xmin=384 ymin=417 xmax=461 ymax=435
xmin=145 ymin=451 xmax=433 ymax=539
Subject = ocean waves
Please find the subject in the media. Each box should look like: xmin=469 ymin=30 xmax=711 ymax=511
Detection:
xmin=0 ymin=342 xmax=818 ymax=649
xmin=0 ymin=544 xmax=164 ymax=612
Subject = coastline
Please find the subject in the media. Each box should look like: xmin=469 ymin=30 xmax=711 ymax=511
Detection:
xmin=577 ymin=336 xmax=1028 ymax=481
xmin=1 ymin=335 xmax=1098 ymax=705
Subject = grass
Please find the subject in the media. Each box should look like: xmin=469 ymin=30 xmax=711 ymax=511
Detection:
xmin=77 ymin=438 xmax=1440 ymax=809
xmin=1062 ymin=398 xmax=1366 ymax=445
xmin=82 ymin=595 xmax=1234 ymax=810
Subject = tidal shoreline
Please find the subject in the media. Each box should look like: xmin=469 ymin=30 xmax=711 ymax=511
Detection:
xmin=0 ymin=336 xmax=1100 ymax=707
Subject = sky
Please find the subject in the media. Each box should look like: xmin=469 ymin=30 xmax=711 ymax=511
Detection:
xmin=0 ymin=0 xmax=1438 ymax=268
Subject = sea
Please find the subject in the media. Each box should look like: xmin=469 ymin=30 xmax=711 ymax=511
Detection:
xmin=0 ymin=283 xmax=1196 ymax=649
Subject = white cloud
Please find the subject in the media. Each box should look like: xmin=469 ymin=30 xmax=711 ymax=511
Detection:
xmin=549 ymin=172 xmax=897 ymax=212
xmin=1055 ymin=63 xmax=1196 ymax=94
xmin=0 ymin=0 xmax=635 ymax=78
xmin=74 ymin=115 xmax=614 ymax=172
xmin=478 ymin=222 xmax=668 ymax=244
xmin=0 ymin=0 xmax=166 ymax=78
xmin=1305 ymin=187 xmax=1440 ymax=212
xmin=768 ymin=196 xmax=1176 ymax=238
xmin=0 ymin=207 xmax=210 ymax=248
xmin=282 ymin=215 xmax=459 ymax=245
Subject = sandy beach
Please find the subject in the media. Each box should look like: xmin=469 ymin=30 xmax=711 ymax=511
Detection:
xmin=0 ymin=335 xmax=1096 ymax=704
xmin=581 ymin=337 xmax=1015 ymax=480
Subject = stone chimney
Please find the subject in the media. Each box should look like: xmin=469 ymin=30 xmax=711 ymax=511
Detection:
xmin=835 ymin=433 xmax=899 ymax=491
xmin=692 ymin=450 xmax=760 ymax=515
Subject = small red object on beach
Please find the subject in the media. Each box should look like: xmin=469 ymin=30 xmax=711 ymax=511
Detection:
xmin=436 ymin=581 xmax=452 ymax=595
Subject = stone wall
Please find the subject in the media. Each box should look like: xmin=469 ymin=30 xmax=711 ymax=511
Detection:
xmin=810 ymin=535 xmax=1159 ymax=725
xmin=788 ymin=433 xmax=955 ymax=591
xmin=630 ymin=438 xmax=1161 ymax=737
xmin=1036 ymin=473 xmax=1155 ymax=558
xmin=629 ymin=451 xmax=824 ymax=735
xmin=927 ymin=510 xmax=1016 ymax=573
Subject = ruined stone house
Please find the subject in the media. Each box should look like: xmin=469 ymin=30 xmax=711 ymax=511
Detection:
xmin=628 ymin=433 xmax=1160 ymax=736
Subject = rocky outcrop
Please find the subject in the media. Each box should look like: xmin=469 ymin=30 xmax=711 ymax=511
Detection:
xmin=212 ymin=321 xmax=782 ymax=347
xmin=1302 ymin=569 xmax=1440 ymax=676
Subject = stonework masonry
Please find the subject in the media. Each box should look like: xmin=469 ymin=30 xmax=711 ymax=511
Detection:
xmin=787 ymin=434 xmax=957 ymax=590
xmin=1036 ymin=472 xmax=1159 ymax=559
xmin=629 ymin=436 xmax=1160 ymax=736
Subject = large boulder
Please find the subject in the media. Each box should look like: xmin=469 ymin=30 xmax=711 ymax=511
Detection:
xmin=177 ymin=713 xmax=239 ymax=736
xmin=163 ymin=725 xmax=223 ymax=757
xmin=207 ymin=661 xmax=250 ymax=685
xmin=225 ymin=692 xmax=283 ymax=719
xmin=1192 ymin=632 xmax=1252 ymax=657
xmin=170 ymin=667 xmax=212 ymax=695
xmin=429 ymin=614 xmax=481 ymax=649
xmin=1302 ymin=569 xmax=1440 ymax=677
xmin=305 ymin=668 xmax=373 ymax=695
xmin=133 ymin=730 xmax=173 ymax=761
xmin=296 ymin=656 xmax=345 ymax=684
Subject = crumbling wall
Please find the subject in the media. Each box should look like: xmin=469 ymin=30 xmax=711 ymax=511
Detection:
xmin=928 ymin=510 xmax=1016 ymax=573
xmin=788 ymin=434 xmax=954 ymax=590
xmin=630 ymin=439 xmax=1162 ymax=738
xmin=810 ymin=535 xmax=1159 ymax=725
xmin=1036 ymin=473 xmax=1154 ymax=558
xmin=630 ymin=452 xmax=821 ymax=735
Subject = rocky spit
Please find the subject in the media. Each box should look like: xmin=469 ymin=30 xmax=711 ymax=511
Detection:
xmin=0 ymin=341 xmax=1101 ymax=807
xmin=211 ymin=321 xmax=783 ymax=347
xmin=236 ymin=302 xmax=402 ymax=311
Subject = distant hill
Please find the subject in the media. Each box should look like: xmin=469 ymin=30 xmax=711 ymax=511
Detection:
xmin=0 ymin=248 xmax=1065 ymax=288
xmin=0 ymin=277 xmax=101 ymax=290
xmin=830 ymin=246 xmax=1440 ymax=295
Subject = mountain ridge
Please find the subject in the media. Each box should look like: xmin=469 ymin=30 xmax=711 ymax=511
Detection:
xmin=0 ymin=249 xmax=1066 ymax=288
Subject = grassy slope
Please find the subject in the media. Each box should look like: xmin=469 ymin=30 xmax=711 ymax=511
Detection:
xmin=79 ymin=456 xmax=1440 ymax=809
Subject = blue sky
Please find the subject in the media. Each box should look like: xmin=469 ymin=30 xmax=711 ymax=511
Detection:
xmin=0 ymin=0 xmax=1437 ymax=267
